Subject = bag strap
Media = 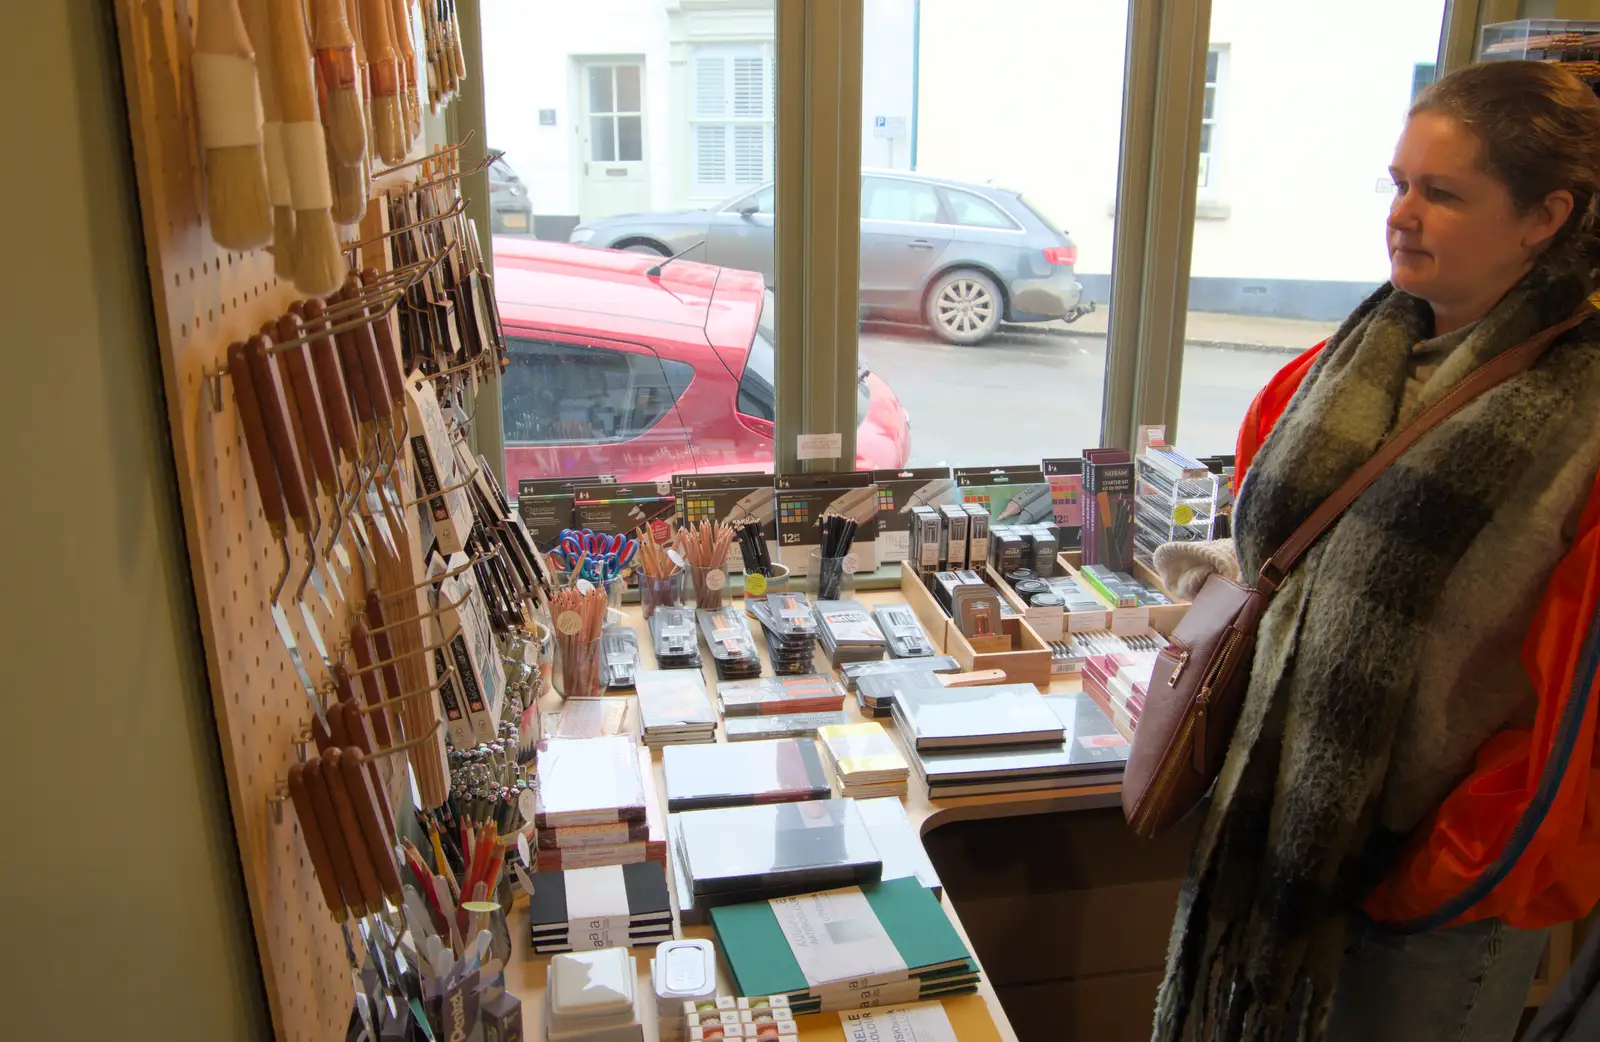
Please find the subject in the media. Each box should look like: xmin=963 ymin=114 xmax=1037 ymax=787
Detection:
xmin=1256 ymin=302 xmax=1597 ymax=594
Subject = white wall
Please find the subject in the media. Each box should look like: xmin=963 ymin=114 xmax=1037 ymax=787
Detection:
xmin=861 ymin=0 xmax=917 ymax=170
xmin=481 ymin=0 xmax=675 ymax=218
xmin=913 ymin=0 xmax=1445 ymax=283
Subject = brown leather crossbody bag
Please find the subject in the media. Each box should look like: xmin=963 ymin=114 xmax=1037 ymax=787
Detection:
xmin=1122 ymin=304 xmax=1596 ymax=839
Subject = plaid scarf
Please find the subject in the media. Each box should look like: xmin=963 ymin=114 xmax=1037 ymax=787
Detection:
xmin=1152 ymin=259 xmax=1600 ymax=1042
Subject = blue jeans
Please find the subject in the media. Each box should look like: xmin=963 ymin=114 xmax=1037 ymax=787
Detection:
xmin=1322 ymin=914 xmax=1550 ymax=1042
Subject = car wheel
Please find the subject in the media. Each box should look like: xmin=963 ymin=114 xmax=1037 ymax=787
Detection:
xmin=620 ymin=241 xmax=669 ymax=256
xmin=926 ymin=270 xmax=1002 ymax=345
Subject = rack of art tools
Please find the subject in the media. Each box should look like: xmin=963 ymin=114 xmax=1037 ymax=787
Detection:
xmin=112 ymin=0 xmax=502 ymax=1037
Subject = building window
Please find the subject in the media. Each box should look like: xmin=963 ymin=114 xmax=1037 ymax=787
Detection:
xmin=586 ymin=64 xmax=645 ymax=163
xmin=1412 ymin=62 xmax=1437 ymax=103
xmin=691 ymin=43 xmax=776 ymax=197
xmin=1199 ymin=46 xmax=1224 ymax=190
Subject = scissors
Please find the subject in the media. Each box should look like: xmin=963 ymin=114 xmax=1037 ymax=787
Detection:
xmin=551 ymin=529 xmax=639 ymax=582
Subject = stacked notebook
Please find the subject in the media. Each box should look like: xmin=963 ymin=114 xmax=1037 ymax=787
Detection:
xmin=674 ymin=799 xmax=883 ymax=909
xmin=839 ymin=656 xmax=960 ymax=694
xmin=912 ymin=692 xmax=1129 ymax=798
xmin=817 ymin=722 xmax=910 ymax=799
xmin=534 ymin=735 xmax=648 ymax=829
xmin=710 ymin=878 xmax=980 ymax=1014
xmin=854 ymin=666 xmax=957 ymax=721
xmin=528 ymin=861 xmax=673 ymax=953
xmin=636 ymin=669 xmax=719 ymax=747
xmin=534 ymin=746 xmax=668 ymax=871
xmin=724 ymin=712 xmax=850 ymax=742
xmin=749 ymin=594 xmax=821 ymax=676
xmin=1081 ymin=650 xmax=1158 ymax=738
xmin=891 ymin=682 xmax=1064 ymax=752
xmin=788 ymin=996 xmax=1002 ymax=1042
xmin=662 ymin=738 xmax=832 ymax=812
xmin=668 ymin=796 xmax=941 ymax=925
xmin=812 ymin=601 xmax=887 ymax=668
xmin=718 ymin=675 xmax=848 ymax=717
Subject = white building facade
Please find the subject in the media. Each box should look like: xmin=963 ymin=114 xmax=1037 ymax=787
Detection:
xmin=483 ymin=0 xmax=1446 ymax=320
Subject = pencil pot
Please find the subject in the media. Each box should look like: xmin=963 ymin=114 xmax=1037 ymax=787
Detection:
xmin=806 ymin=551 xmax=856 ymax=602
xmin=550 ymin=578 xmax=618 ymax=699
xmin=690 ymin=563 xmax=730 ymax=610
xmin=741 ymin=563 xmax=791 ymax=600
xmin=638 ymin=568 xmax=685 ymax=618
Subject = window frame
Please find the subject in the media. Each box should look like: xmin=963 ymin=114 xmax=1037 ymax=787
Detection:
xmin=583 ymin=62 xmax=646 ymax=164
xmin=688 ymin=41 xmax=777 ymax=200
xmin=1197 ymin=44 xmax=1225 ymax=196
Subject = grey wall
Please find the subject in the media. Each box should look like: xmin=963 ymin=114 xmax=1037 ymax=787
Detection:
xmin=1 ymin=5 xmax=270 ymax=1040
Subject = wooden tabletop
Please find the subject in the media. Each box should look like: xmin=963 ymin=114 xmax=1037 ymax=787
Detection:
xmin=502 ymin=588 xmax=1123 ymax=1042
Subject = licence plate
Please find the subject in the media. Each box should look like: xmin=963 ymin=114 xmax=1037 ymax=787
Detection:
xmin=503 ymin=212 xmax=528 ymax=230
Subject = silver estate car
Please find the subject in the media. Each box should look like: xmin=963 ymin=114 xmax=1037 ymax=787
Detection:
xmin=569 ymin=170 xmax=1091 ymax=345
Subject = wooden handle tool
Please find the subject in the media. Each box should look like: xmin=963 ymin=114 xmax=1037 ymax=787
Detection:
xmin=245 ymin=333 xmax=315 ymax=537
xmin=342 ymin=630 xmax=394 ymax=747
xmin=275 ymin=314 xmax=340 ymax=500
xmin=228 ymin=341 xmax=290 ymax=542
xmin=287 ymin=762 xmax=350 ymax=922
xmin=194 ymin=0 xmax=272 ymax=249
xmin=340 ymin=746 xmax=405 ymax=901
xmin=302 ymin=299 xmax=362 ymax=465
xmin=304 ymin=758 xmax=370 ymax=916
xmin=322 ymin=748 xmax=384 ymax=914
xmin=334 ymin=697 xmax=398 ymax=846
xmin=361 ymin=267 xmax=410 ymax=400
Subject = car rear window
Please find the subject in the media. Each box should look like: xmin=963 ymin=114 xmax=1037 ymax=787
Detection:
xmin=1016 ymin=193 xmax=1067 ymax=236
xmin=740 ymin=290 xmax=870 ymax=428
xmin=737 ymin=292 xmax=777 ymax=422
xmin=503 ymin=337 xmax=693 ymax=444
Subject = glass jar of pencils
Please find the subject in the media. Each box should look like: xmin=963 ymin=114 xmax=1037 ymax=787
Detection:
xmin=806 ymin=550 xmax=857 ymax=602
xmin=637 ymin=566 xmax=685 ymax=618
xmin=690 ymin=563 xmax=730 ymax=610
xmin=550 ymin=577 xmax=615 ymax=699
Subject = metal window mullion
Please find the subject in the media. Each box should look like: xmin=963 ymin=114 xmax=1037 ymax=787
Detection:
xmin=774 ymin=0 xmax=863 ymax=475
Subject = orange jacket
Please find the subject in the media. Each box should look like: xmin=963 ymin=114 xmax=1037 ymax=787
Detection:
xmin=1235 ymin=342 xmax=1600 ymax=930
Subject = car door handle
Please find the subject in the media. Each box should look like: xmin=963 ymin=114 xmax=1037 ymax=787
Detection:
xmin=908 ymin=239 xmax=935 ymax=250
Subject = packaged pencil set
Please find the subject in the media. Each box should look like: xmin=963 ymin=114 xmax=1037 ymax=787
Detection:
xmin=1081 ymin=448 xmax=1135 ymax=571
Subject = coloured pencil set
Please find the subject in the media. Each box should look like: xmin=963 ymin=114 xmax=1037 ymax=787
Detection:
xmin=549 ymin=581 xmax=611 ymax=697
xmin=1082 ymin=448 xmax=1135 ymax=571
xmin=815 ymin=512 xmax=859 ymax=600
xmin=735 ymin=519 xmax=773 ymax=576
xmin=400 ymin=817 xmax=510 ymax=949
xmin=683 ymin=519 xmax=736 ymax=608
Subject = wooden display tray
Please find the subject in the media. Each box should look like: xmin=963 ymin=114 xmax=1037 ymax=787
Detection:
xmin=1055 ymin=551 xmax=1192 ymax=635
xmin=898 ymin=562 xmax=1052 ymax=686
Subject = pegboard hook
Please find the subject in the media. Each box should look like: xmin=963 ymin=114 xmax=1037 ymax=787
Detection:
xmin=358 ymin=663 xmax=460 ymax=716
xmin=368 ymin=720 xmax=444 ymax=760
xmin=342 ymin=629 xmax=462 ymax=676
xmin=364 ymin=586 xmax=475 ymax=634
xmin=268 ymin=782 xmax=289 ymax=825
xmin=402 ymin=466 xmax=481 ymax=509
xmin=205 ymin=369 xmax=224 ymax=412
xmin=371 ymin=130 xmax=476 ymax=179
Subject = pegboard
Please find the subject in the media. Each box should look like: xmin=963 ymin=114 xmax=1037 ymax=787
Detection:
xmin=112 ymin=2 xmax=420 ymax=1038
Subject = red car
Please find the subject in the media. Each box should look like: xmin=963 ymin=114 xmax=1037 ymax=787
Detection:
xmin=493 ymin=238 xmax=911 ymax=488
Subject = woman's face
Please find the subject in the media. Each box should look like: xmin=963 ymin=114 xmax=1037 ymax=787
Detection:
xmin=1387 ymin=112 xmax=1570 ymax=317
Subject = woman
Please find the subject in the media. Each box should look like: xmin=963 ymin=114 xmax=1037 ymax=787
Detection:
xmin=1151 ymin=60 xmax=1600 ymax=1042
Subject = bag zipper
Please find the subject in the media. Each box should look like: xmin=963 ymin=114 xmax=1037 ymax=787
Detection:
xmin=1168 ymin=645 xmax=1191 ymax=685
xmin=1135 ymin=629 xmax=1243 ymax=833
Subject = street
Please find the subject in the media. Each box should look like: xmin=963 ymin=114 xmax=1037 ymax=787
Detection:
xmin=859 ymin=322 xmax=1310 ymax=465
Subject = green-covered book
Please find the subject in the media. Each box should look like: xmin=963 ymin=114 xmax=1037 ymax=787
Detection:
xmin=710 ymin=877 xmax=978 ymax=1004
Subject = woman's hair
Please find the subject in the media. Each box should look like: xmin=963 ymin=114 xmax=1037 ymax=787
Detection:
xmin=1412 ymin=60 xmax=1600 ymax=265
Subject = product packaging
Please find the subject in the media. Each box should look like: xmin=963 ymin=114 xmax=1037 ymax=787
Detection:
xmin=1082 ymin=449 xmax=1135 ymax=571
xmin=575 ymin=482 xmax=676 ymax=544
xmin=870 ymin=468 xmax=955 ymax=563
xmin=939 ymin=503 xmax=970 ymax=570
xmin=909 ymin=506 xmax=944 ymax=579
xmin=954 ymin=465 xmax=1052 ymax=526
xmin=1042 ymin=457 xmax=1084 ymax=550
xmin=774 ymin=472 xmax=878 ymax=575
xmin=675 ymin=472 xmax=777 ymax=572
xmin=518 ymin=474 xmax=612 ymax=548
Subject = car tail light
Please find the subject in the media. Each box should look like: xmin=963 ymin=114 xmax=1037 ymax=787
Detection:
xmin=1043 ymin=246 xmax=1077 ymax=266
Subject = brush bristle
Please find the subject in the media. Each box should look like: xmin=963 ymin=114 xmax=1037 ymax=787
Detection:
xmin=205 ymin=146 xmax=272 ymax=250
xmin=405 ymin=88 xmax=421 ymax=139
xmin=292 ymin=208 xmax=347 ymax=297
xmin=272 ymin=206 xmax=297 ymax=281
xmin=373 ymin=95 xmax=406 ymax=165
xmin=326 ymin=88 xmax=368 ymax=167
xmin=331 ymin=163 xmax=367 ymax=226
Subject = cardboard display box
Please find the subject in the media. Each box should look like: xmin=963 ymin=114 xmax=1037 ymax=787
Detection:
xmin=898 ymin=562 xmax=1051 ymax=687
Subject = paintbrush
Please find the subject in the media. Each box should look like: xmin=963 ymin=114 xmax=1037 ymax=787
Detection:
xmin=389 ymin=0 xmax=422 ymax=143
xmin=193 ymin=0 xmax=272 ymax=249
xmin=237 ymin=0 xmax=295 ymax=278
xmin=359 ymin=0 xmax=406 ymax=164
xmin=344 ymin=0 xmax=374 ymax=202
xmin=267 ymin=0 xmax=345 ymax=295
xmin=310 ymin=0 xmax=366 ymax=224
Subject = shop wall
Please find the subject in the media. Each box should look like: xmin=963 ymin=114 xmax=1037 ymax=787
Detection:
xmin=1 ymin=6 xmax=270 ymax=1040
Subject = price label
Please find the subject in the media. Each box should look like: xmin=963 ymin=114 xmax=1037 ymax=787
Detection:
xmin=705 ymin=569 xmax=726 ymax=591
xmin=1172 ymin=503 xmax=1196 ymax=526
xmin=576 ymin=577 xmax=594 ymax=595
xmin=556 ymin=611 xmax=583 ymax=635
xmin=745 ymin=573 xmax=768 ymax=596
xmin=667 ymin=548 xmax=686 ymax=569
xmin=518 ymin=790 xmax=539 ymax=825
xmin=842 ymin=553 xmax=859 ymax=574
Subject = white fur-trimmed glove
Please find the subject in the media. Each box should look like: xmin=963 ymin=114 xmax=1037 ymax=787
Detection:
xmin=1152 ymin=539 xmax=1239 ymax=601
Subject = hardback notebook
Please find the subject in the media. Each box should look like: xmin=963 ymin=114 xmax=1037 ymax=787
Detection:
xmin=724 ymin=712 xmax=851 ymax=742
xmin=528 ymin=860 xmax=672 ymax=942
xmin=662 ymin=738 xmax=832 ymax=812
xmin=817 ymin=721 xmax=910 ymax=797
xmin=791 ymin=997 xmax=1002 ymax=1042
xmin=636 ymin=670 xmax=718 ymax=730
xmin=915 ymin=692 xmax=1128 ymax=796
xmin=853 ymin=797 xmax=940 ymax=896
xmin=891 ymin=683 xmax=1064 ymax=750
xmin=533 ymin=748 xmax=667 ymax=871
xmin=675 ymin=798 xmax=883 ymax=898
xmin=533 ymin=735 xmax=648 ymax=827
xmin=710 ymin=878 xmax=977 ymax=1009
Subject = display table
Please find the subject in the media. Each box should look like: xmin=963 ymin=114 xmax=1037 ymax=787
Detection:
xmin=502 ymin=588 xmax=1127 ymax=1042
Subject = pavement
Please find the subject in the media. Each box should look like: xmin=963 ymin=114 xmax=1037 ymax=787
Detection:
xmin=1019 ymin=305 xmax=1338 ymax=352
xmin=858 ymin=314 xmax=1325 ymax=467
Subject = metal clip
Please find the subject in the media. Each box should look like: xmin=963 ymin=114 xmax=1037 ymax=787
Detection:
xmin=268 ymin=782 xmax=289 ymax=825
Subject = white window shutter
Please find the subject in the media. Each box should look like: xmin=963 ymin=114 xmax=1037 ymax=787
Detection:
xmin=695 ymin=124 xmax=727 ymax=185
xmin=732 ymin=57 xmax=764 ymax=118
xmin=733 ymin=125 xmax=764 ymax=183
xmin=695 ymin=56 xmax=727 ymax=118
